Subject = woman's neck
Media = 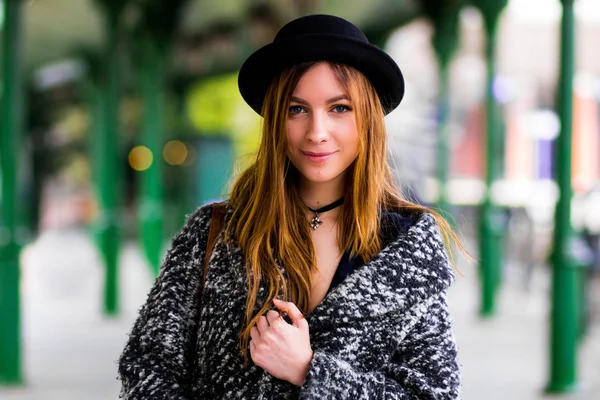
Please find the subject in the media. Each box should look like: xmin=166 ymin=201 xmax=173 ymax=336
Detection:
xmin=299 ymin=176 xmax=345 ymax=211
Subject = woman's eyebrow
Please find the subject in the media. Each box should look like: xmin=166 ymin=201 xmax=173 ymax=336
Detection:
xmin=325 ymin=94 xmax=351 ymax=104
xmin=290 ymin=94 xmax=351 ymax=105
xmin=290 ymin=96 xmax=309 ymax=105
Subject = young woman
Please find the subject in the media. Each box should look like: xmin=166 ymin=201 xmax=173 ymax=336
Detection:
xmin=118 ymin=14 xmax=463 ymax=399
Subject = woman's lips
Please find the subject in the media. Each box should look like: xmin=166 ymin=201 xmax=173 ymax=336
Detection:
xmin=301 ymin=151 xmax=335 ymax=163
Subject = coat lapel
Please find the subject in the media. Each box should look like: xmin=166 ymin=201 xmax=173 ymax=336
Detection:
xmin=305 ymin=212 xmax=454 ymax=332
xmin=223 ymin=211 xmax=454 ymax=399
xmin=220 ymin=211 xmax=454 ymax=331
xmin=255 ymin=213 xmax=455 ymax=399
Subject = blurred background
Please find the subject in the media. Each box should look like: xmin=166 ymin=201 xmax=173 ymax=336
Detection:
xmin=0 ymin=0 xmax=599 ymax=399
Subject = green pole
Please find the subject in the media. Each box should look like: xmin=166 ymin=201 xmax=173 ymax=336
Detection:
xmin=139 ymin=37 xmax=166 ymax=276
xmin=0 ymin=0 xmax=24 ymax=385
xmin=134 ymin=0 xmax=187 ymax=274
xmin=545 ymin=0 xmax=579 ymax=393
xmin=436 ymin=59 xmax=452 ymax=218
xmin=94 ymin=1 xmax=126 ymax=316
xmin=81 ymin=52 xmax=106 ymax=252
xmin=473 ymin=0 xmax=507 ymax=318
xmin=422 ymin=1 xmax=461 ymax=219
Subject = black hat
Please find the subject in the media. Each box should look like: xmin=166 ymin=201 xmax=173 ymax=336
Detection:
xmin=238 ymin=14 xmax=405 ymax=116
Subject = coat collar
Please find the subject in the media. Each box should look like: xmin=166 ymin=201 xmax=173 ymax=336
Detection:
xmin=253 ymin=211 xmax=455 ymax=399
xmin=304 ymin=212 xmax=454 ymax=332
xmin=220 ymin=207 xmax=454 ymax=331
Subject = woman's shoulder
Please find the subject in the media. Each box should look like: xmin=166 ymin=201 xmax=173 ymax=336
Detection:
xmin=179 ymin=200 xmax=230 ymax=237
xmin=379 ymin=207 xmax=448 ymax=250
xmin=379 ymin=208 xmax=421 ymax=243
xmin=380 ymin=208 xmax=455 ymax=292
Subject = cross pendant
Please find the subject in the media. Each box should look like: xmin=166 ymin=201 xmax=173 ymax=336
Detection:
xmin=310 ymin=214 xmax=323 ymax=230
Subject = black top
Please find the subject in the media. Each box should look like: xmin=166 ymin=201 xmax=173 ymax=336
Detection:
xmin=327 ymin=211 xmax=416 ymax=294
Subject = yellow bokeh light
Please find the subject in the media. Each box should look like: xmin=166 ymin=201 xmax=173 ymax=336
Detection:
xmin=163 ymin=140 xmax=188 ymax=166
xmin=129 ymin=146 xmax=153 ymax=171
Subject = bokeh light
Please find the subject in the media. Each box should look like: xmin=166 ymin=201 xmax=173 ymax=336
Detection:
xmin=128 ymin=145 xmax=153 ymax=171
xmin=163 ymin=140 xmax=188 ymax=166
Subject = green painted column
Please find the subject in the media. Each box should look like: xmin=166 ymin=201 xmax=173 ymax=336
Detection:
xmin=81 ymin=52 xmax=106 ymax=252
xmin=134 ymin=0 xmax=187 ymax=275
xmin=422 ymin=1 xmax=462 ymax=219
xmin=94 ymin=0 xmax=127 ymax=315
xmin=0 ymin=0 xmax=24 ymax=385
xmin=435 ymin=57 xmax=452 ymax=218
xmin=473 ymin=0 xmax=508 ymax=317
xmin=545 ymin=0 xmax=579 ymax=393
xmin=138 ymin=37 xmax=166 ymax=276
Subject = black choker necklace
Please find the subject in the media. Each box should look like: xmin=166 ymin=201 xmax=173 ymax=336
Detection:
xmin=307 ymin=197 xmax=344 ymax=230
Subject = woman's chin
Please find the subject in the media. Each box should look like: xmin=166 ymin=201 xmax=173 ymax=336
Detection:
xmin=298 ymin=170 xmax=344 ymax=185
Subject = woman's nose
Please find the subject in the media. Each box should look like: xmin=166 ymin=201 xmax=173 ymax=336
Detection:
xmin=305 ymin=112 xmax=329 ymax=143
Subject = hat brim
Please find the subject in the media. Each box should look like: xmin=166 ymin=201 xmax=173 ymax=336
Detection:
xmin=238 ymin=33 xmax=405 ymax=116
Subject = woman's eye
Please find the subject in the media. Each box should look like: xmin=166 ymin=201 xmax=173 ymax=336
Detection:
xmin=332 ymin=105 xmax=351 ymax=113
xmin=289 ymin=105 xmax=304 ymax=114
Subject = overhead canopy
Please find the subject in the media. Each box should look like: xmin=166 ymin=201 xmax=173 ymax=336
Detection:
xmin=15 ymin=0 xmax=420 ymax=73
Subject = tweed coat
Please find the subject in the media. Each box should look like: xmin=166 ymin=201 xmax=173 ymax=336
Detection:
xmin=118 ymin=203 xmax=461 ymax=399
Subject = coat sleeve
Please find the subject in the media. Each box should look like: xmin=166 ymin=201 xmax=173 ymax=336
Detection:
xmin=117 ymin=206 xmax=211 ymax=400
xmin=298 ymin=291 xmax=461 ymax=399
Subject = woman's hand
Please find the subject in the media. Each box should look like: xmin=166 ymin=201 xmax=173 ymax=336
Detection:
xmin=250 ymin=298 xmax=314 ymax=386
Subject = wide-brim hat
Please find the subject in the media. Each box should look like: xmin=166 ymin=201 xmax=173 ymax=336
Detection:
xmin=238 ymin=14 xmax=405 ymax=116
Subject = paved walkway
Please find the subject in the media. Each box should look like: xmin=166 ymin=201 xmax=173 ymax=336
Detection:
xmin=0 ymin=229 xmax=598 ymax=399
xmin=448 ymin=262 xmax=600 ymax=400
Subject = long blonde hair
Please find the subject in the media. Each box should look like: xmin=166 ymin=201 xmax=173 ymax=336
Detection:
xmin=226 ymin=61 xmax=465 ymax=367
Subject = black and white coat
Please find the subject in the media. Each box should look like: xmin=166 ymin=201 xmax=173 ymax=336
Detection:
xmin=118 ymin=203 xmax=461 ymax=399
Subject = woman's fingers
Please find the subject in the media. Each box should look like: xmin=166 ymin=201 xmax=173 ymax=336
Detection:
xmin=256 ymin=315 xmax=269 ymax=335
xmin=272 ymin=299 xmax=306 ymax=328
xmin=250 ymin=325 xmax=260 ymax=341
xmin=255 ymin=309 xmax=287 ymax=340
xmin=266 ymin=310 xmax=282 ymax=327
xmin=249 ymin=339 xmax=258 ymax=361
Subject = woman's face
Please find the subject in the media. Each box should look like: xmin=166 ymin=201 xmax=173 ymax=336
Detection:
xmin=285 ymin=63 xmax=360 ymax=187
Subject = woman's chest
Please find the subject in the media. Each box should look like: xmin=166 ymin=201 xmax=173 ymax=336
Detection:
xmin=199 ymin=241 xmax=406 ymax=371
xmin=309 ymin=225 xmax=341 ymax=313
